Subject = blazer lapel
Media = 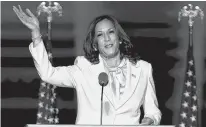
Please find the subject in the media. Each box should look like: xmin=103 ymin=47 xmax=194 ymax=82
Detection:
xmin=115 ymin=60 xmax=142 ymax=110
xmin=90 ymin=56 xmax=116 ymax=109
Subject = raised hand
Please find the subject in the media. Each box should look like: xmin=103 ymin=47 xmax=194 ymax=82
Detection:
xmin=13 ymin=5 xmax=41 ymax=45
xmin=13 ymin=5 xmax=40 ymax=31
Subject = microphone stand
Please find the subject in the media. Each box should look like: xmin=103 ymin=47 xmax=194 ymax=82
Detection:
xmin=98 ymin=72 xmax=108 ymax=125
xmin=101 ymin=85 xmax=104 ymax=125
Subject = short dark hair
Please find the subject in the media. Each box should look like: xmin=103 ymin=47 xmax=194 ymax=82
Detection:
xmin=83 ymin=15 xmax=140 ymax=65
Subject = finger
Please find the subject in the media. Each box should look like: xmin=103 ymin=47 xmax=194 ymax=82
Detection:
xmin=18 ymin=5 xmax=23 ymax=13
xmin=13 ymin=6 xmax=23 ymax=17
xmin=18 ymin=5 xmax=29 ymax=19
xmin=26 ymin=9 xmax=35 ymax=18
xmin=13 ymin=6 xmax=28 ymax=24
xmin=13 ymin=6 xmax=23 ymax=19
xmin=13 ymin=6 xmax=20 ymax=14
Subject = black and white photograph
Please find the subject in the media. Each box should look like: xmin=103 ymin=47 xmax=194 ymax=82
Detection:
xmin=1 ymin=1 xmax=206 ymax=127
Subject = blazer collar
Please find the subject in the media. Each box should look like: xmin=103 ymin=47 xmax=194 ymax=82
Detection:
xmin=90 ymin=55 xmax=115 ymax=108
xmin=90 ymin=55 xmax=142 ymax=110
xmin=114 ymin=59 xmax=142 ymax=110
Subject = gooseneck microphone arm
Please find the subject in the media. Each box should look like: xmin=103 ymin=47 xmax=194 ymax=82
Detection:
xmin=98 ymin=72 xmax=108 ymax=125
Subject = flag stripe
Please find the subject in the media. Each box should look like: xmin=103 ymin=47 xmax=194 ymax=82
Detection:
xmin=121 ymin=22 xmax=171 ymax=29
xmin=2 ymin=57 xmax=75 ymax=67
xmin=1 ymin=47 xmax=76 ymax=57
xmin=1 ymin=78 xmax=75 ymax=100
xmin=2 ymin=67 xmax=39 ymax=82
xmin=1 ymin=39 xmax=74 ymax=48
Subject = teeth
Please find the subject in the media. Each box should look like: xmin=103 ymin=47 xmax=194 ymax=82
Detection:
xmin=105 ymin=44 xmax=113 ymax=48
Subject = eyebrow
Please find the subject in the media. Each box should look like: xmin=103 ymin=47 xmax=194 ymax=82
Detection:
xmin=96 ymin=28 xmax=115 ymax=33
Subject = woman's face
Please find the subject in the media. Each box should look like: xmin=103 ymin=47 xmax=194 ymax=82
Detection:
xmin=94 ymin=19 xmax=120 ymax=59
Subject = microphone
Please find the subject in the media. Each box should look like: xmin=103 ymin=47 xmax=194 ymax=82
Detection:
xmin=98 ymin=72 xmax=108 ymax=125
xmin=98 ymin=72 xmax=109 ymax=87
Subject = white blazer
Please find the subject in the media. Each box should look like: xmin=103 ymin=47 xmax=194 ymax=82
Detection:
xmin=29 ymin=41 xmax=161 ymax=125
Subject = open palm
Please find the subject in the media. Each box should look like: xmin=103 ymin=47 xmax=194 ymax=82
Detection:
xmin=13 ymin=5 xmax=39 ymax=31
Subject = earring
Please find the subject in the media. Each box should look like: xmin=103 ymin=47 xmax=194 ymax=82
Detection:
xmin=119 ymin=41 xmax=122 ymax=44
xmin=94 ymin=48 xmax=97 ymax=51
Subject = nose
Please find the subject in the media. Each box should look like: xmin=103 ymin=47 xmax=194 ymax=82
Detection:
xmin=104 ymin=33 xmax=110 ymax=42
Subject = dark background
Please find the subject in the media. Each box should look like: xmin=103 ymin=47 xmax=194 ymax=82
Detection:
xmin=1 ymin=1 xmax=206 ymax=127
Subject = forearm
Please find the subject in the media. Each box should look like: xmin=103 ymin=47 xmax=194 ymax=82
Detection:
xmin=29 ymin=41 xmax=75 ymax=87
xmin=142 ymin=63 xmax=162 ymax=125
xmin=29 ymin=40 xmax=52 ymax=80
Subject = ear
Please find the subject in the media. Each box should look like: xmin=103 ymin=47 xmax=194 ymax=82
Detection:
xmin=93 ymin=43 xmax=98 ymax=51
xmin=94 ymin=47 xmax=97 ymax=51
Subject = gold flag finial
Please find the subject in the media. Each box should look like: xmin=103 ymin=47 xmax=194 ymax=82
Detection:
xmin=178 ymin=4 xmax=204 ymax=26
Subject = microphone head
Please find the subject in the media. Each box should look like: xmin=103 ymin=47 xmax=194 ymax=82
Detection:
xmin=98 ymin=72 xmax=108 ymax=87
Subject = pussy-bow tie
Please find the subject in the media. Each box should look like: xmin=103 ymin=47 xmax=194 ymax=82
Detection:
xmin=107 ymin=59 xmax=127 ymax=98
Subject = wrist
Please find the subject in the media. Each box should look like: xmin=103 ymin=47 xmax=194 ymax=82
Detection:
xmin=31 ymin=29 xmax=42 ymax=46
xmin=31 ymin=28 xmax=41 ymax=38
xmin=32 ymin=34 xmax=42 ymax=41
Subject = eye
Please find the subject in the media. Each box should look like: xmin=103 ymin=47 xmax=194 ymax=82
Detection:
xmin=109 ymin=30 xmax=114 ymax=34
xmin=97 ymin=33 xmax=103 ymax=37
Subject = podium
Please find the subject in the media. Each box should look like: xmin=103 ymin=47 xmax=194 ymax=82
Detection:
xmin=27 ymin=125 xmax=175 ymax=127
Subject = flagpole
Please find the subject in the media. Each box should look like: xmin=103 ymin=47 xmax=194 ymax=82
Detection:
xmin=178 ymin=4 xmax=204 ymax=127
xmin=36 ymin=1 xmax=62 ymax=124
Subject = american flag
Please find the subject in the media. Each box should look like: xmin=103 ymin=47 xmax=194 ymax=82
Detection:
xmin=36 ymin=81 xmax=59 ymax=124
xmin=177 ymin=43 xmax=198 ymax=127
xmin=36 ymin=37 xmax=59 ymax=124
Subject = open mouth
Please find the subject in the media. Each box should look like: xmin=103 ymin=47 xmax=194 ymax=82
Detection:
xmin=105 ymin=44 xmax=113 ymax=48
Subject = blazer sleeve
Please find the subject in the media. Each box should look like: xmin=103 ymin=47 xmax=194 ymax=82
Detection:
xmin=143 ymin=63 xmax=162 ymax=125
xmin=29 ymin=40 xmax=80 ymax=88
